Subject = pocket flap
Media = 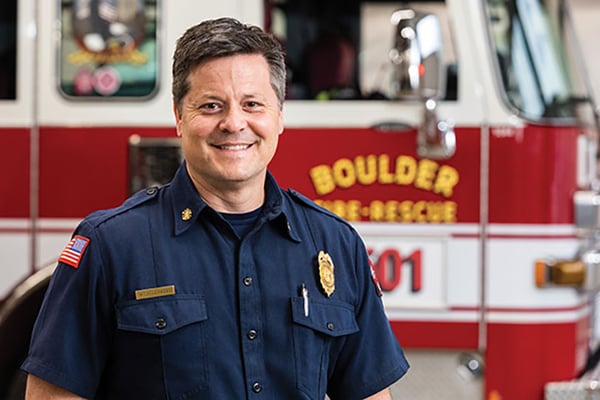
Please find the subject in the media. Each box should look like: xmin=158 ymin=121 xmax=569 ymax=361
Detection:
xmin=116 ymin=295 xmax=208 ymax=335
xmin=291 ymin=297 xmax=359 ymax=337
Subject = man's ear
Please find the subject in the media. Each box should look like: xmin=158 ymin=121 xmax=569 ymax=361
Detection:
xmin=173 ymin=102 xmax=183 ymax=137
xmin=173 ymin=102 xmax=181 ymax=120
xmin=278 ymin=107 xmax=284 ymax=135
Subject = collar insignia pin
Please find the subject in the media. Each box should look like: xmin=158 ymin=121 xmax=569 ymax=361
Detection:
xmin=181 ymin=208 xmax=193 ymax=221
xmin=318 ymin=250 xmax=335 ymax=297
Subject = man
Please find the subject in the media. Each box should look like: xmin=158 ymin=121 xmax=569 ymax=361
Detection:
xmin=23 ymin=17 xmax=409 ymax=399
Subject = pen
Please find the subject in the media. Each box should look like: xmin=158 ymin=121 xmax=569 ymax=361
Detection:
xmin=301 ymin=283 xmax=309 ymax=317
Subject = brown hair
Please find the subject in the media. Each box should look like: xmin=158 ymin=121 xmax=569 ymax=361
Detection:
xmin=172 ymin=17 xmax=286 ymax=113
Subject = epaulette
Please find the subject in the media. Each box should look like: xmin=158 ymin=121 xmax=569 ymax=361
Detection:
xmin=84 ymin=185 xmax=161 ymax=228
xmin=121 ymin=186 xmax=161 ymax=208
xmin=286 ymin=188 xmax=353 ymax=229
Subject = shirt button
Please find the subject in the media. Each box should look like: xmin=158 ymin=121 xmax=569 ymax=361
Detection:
xmin=247 ymin=329 xmax=257 ymax=340
xmin=155 ymin=318 xmax=167 ymax=330
xmin=146 ymin=187 xmax=157 ymax=195
xmin=326 ymin=322 xmax=335 ymax=331
xmin=243 ymin=276 xmax=253 ymax=286
xmin=252 ymin=382 xmax=262 ymax=393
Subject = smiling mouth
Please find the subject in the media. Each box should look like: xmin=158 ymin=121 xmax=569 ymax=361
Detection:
xmin=215 ymin=144 xmax=252 ymax=150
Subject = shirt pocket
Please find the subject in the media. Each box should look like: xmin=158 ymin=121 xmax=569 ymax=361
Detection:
xmin=290 ymin=297 xmax=359 ymax=399
xmin=115 ymin=295 xmax=209 ymax=400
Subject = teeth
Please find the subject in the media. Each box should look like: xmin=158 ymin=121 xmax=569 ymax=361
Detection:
xmin=218 ymin=144 xmax=250 ymax=150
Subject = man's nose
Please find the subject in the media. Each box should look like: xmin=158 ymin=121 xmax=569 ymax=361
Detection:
xmin=218 ymin=105 xmax=248 ymax=133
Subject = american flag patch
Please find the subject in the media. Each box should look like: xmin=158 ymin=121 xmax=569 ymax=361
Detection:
xmin=58 ymin=235 xmax=90 ymax=269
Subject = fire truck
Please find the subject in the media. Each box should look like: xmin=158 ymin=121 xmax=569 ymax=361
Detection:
xmin=1 ymin=0 xmax=600 ymax=399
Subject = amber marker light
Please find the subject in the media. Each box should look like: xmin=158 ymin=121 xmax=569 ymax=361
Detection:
xmin=535 ymin=260 xmax=586 ymax=287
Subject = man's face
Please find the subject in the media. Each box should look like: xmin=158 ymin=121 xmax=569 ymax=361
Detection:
xmin=174 ymin=54 xmax=283 ymax=193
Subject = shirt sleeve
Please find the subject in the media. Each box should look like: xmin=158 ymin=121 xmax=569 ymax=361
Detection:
xmin=21 ymin=223 xmax=112 ymax=399
xmin=327 ymin=234 xmax=410 ymax=400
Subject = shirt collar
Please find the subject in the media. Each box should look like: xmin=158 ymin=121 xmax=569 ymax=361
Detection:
xmin=170 ymin=162 xmax=208 ymax=236
xmin=170 ymin=162 xmax=301 ymax=242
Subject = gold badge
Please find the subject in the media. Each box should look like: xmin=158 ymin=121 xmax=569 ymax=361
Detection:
xmin=318 ymin=250 xmax=335 ymax=297
xmin=181 ymin=208 xmax=193 ymax=221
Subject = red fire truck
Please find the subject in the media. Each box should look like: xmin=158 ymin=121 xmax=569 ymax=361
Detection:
xmin=1 ymin=0 xmax=599 ymax=399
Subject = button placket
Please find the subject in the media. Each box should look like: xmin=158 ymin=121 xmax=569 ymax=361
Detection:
xmin=238 ymin=239 xmax=266 ymax=397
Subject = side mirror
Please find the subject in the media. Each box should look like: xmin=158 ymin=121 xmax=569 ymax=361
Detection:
xmin=389 ymin=8 xmax=455 ymax=159
xmin=389 ymin=9 xmax=445 ymax=100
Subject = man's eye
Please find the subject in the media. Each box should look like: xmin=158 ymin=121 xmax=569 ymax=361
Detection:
xmin=245 ymin=101 xmax=263 ymax=109
xmin=198 ymin=103 xmax=224 ymax=113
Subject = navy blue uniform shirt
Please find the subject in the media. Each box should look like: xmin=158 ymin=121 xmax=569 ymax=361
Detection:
xmin=23 ymin=162 xmax=409 ymax=399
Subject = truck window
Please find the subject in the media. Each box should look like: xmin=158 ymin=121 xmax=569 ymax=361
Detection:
xmin=59 ymin=0 xmax=159 ymax=99
xmin=266 ymin=0 xmax=457 ymax=101
xmin=486 ymin=0 xmax=592 ymax=121
xmin=0 ymin=0 xmax=17 ymax=100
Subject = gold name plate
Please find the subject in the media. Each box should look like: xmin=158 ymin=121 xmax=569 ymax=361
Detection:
xmin=135 ymin=285 xmax=176 ymax=300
